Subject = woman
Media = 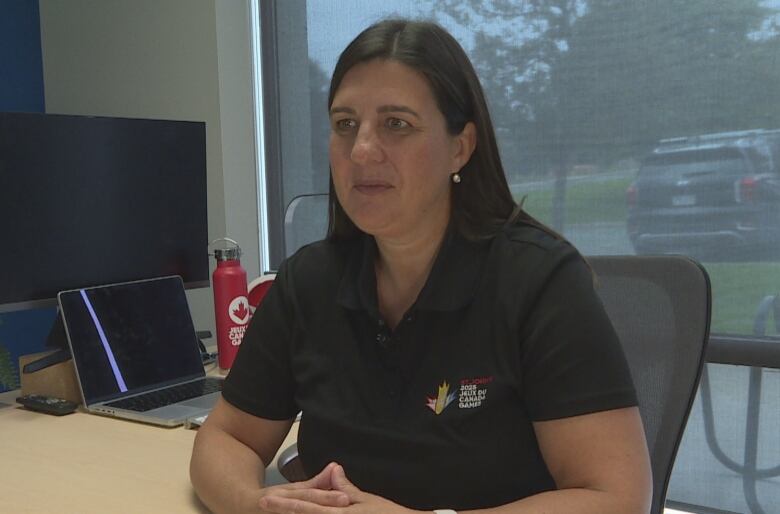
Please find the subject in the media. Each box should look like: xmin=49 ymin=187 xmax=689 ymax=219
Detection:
xmin=191 ymin=19 xmax=652 ymax=514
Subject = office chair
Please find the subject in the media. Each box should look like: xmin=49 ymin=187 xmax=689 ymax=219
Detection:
xmin=276 ymin=255 xmax=711 ymax=514
xmin=277 ymin=442 xmax=307 ymax=483
xmin=590 ymin=255 xmax=711 ymax=514
xmin=283 ymin=193 xmax=329 ymax=257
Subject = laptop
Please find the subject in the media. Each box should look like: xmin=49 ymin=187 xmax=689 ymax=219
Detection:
xmin=58 ymin=276 xmax=223 ymax=427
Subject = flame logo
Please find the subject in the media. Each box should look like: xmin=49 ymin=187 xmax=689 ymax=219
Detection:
xmin=426 ymin=381 xmax=457 ymax=414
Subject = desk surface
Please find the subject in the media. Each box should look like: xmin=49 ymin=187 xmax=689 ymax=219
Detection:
xmin=0 ymin=390 xmax=694 ymax=514
xmin=0 ymin=389 xmax=298 ymax=514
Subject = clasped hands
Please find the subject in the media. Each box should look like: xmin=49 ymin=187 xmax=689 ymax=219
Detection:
xmin=257 ymin=462 xmax=420 ymax=514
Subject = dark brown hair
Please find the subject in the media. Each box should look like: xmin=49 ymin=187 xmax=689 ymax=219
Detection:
xmin=326 ymin=19 xmax=543 ymax=241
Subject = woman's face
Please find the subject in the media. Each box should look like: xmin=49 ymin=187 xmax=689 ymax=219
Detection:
xmin=329 ymin=59 xmax=474 ymax=242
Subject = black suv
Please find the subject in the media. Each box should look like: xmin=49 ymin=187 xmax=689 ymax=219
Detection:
xmin=626 ymin=129 xmax=780 ymax=260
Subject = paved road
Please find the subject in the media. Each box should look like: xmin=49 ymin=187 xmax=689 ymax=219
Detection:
xmin=667 ymin=366 xmax=780 ymax=513
xmin=561 ymin=221 xmax=634 ymax=256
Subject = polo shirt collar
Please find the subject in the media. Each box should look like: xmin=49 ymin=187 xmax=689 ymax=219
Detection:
xmin=336 ymin=226 xmax=487 ymax=314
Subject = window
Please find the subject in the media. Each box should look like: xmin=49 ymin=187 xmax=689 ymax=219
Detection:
xmin=260 ymin=1 xmax=780 ymax=511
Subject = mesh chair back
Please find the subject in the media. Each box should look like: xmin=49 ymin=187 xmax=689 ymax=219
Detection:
xmin=590 ymin=255 xmax=711 ymax=514
xmin=284 ymin=194 xmax=328 ymax=257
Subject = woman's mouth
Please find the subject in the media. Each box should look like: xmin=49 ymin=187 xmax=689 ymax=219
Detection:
xmin=354 ymin=182 xmax=392 ymax=195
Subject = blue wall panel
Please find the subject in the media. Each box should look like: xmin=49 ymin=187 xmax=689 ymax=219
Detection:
xmin=0 ymin=0 xmax=46 ymax=113
xmin=0 ymin=0 xmax=52 ymax=392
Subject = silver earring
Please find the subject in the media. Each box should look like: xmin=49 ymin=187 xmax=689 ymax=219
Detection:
xmin=451 ymin=172 xmax=461 ymax=184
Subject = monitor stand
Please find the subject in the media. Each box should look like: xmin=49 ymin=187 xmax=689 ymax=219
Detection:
xmin=21 ymin=310 xmax=71 ymax=373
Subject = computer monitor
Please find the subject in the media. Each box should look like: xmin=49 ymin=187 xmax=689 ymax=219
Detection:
xmin=0 ymin=112 xmax=209 ymax=314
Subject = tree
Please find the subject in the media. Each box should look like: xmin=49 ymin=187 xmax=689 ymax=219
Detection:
xmin=427 ymin=0 xmax=780 ymax=229
xmin=431 ymin=0 xmax=588 ymax=229
xmin=557 ymin=0 xmax=780 ymax=157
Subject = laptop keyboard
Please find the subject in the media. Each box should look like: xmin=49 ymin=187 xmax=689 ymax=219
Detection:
xmin=104 ymin=377 xmax=223 ymax=412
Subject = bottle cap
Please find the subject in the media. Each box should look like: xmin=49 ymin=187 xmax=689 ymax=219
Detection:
xmin=213 ymin=247 xmax=241 ymax=261
xmin=210 ymin=237 xmax=242 ymax=261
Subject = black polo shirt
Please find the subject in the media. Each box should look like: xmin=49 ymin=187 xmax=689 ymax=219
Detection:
xmin=223 ymin=221 xmax=637 ymax=511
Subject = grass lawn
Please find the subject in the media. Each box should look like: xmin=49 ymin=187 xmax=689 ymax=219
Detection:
xmin=518 ymin=176 xmax=633 ymax=225
xmin=704 ymin=262 xmax=780 ymax=336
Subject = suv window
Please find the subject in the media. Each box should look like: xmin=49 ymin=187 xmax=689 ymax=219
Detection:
xmin=640 ymin=148 xmax=750 ymax=179
xmin=745 ymin=143 xmax=777 ymax=174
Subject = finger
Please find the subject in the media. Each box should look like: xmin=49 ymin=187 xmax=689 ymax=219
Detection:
xmin=301 ymin=462 xmax=336 ymax=489
xmin=264 ymin=487 xmax=349 ymax=507
xmin=259 ymin=494 xmax=344 ymax=514
xmin=331 ymin=465 xmax=365 ymax=499
xmin=286 ymin=462 xmax=338 ymax=491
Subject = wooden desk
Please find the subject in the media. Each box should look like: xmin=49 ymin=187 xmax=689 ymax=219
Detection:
xmin=0 ymin=390 xmax=298 ymax=514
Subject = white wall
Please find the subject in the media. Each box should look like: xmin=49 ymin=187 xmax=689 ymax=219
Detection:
xmin=214 ymin=0 xmax=262 ymax=275
xmin=38 ymin=0 xmax=260 ymax=338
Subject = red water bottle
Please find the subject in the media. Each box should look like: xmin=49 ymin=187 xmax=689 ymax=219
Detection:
xmin=211 ymin=238 xmax=249 ymax=370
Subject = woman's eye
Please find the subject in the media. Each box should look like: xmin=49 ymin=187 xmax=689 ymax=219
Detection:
xmin=334 ymin=119 xmax=356 ymax=131
xmin=386 ymin=117 xmax=410 ymax=130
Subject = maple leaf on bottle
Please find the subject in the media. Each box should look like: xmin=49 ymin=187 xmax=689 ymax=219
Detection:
xmin=233 ymin=302 xmax=249 ymax=321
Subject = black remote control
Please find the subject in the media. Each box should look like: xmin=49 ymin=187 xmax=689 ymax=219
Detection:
xmin=16 ymin=394 xmax=79 ymax=416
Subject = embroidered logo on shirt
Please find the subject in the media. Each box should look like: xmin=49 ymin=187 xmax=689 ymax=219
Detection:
xmin=425 ymin=376 xmax=494 ymax=414
xmin=426 ymin=381 xmax=457 ymax=414
xmin=458 ymin=376 xmax=493 ymax=409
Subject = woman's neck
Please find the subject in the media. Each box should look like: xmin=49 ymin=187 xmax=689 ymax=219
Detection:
xmin=374 ymin=221 xmax=449 ymax=329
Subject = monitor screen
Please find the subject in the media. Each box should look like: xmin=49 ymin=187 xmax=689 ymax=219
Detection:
xmin=0 ymin=112 xmax=209 ymax=312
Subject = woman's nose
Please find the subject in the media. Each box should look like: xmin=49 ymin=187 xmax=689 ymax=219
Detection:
xmin=350 ymin=125 xmax=384 ymax=164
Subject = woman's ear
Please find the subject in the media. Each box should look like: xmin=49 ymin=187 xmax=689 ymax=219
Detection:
xmin=453 ymin=121 xmax=477 ymax=169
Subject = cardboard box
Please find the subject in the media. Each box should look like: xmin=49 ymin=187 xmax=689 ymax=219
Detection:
xmin=19 ymin=351 xmax=81 ymax=404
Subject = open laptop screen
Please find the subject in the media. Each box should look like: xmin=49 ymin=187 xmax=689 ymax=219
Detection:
xmin=59 ymin=276 xmax=204 ymax=405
